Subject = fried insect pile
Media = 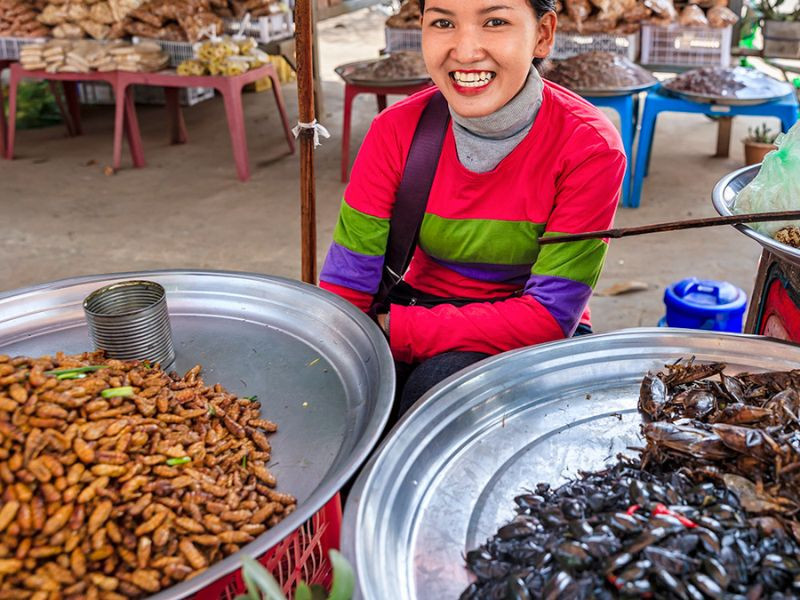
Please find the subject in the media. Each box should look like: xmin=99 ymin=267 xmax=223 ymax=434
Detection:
xmin=463 ymin=359 xmax=800 ymax=599
xmin=461 ymin=461 xmax=800 ymax=599
xmin=0 ymin=352 xmax=296 ymax=598
xmin=639 ymin=359 xmax=800 ymax=514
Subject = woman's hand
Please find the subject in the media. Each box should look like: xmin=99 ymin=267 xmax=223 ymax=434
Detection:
xmin=377 ymin=311 xmax=390 ymax=339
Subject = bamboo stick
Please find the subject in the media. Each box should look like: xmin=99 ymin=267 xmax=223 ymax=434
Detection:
xmin=295 ymin=0 xmax=317 ymax=284
xmin=538 ymin=211 xmax=800 ymax=245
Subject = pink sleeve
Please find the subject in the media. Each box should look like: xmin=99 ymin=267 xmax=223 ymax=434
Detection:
xmin=389 ymin=297 xmax=564 ymax=363
xmin=319 ymin=281 xmax=373 ymax=313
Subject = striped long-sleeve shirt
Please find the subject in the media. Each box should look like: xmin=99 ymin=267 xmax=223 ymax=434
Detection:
xmin=320 ymin=82 xmax=626 ymax=364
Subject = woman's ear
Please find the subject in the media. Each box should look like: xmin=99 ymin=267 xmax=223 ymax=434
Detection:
xmin=533 ymin=12 xmax=557 ymax=59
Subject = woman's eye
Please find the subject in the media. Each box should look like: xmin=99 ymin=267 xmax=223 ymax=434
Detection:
xmin=486 ymin=18 xmax=508 ymax=26
xmin=430 ymin=18 xmax=454 ymax=28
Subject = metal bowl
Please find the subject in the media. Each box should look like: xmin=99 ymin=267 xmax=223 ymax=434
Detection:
xmin=342 ymin=328 xmax=800 ymax=599
xmin=712 ymin=163 xmax=800 ymax=268
xmin=0 ymin=269 xmax=395 ymax=599
xmin=666 ymin=87 xmax=795 ymax=106
xmin=663 ymin=68 xmax=795 ymax=106
xmin=576 ymin=80 xmax=658 ymax=97
xmin=335 ymin=59 xmax=431 ymax=88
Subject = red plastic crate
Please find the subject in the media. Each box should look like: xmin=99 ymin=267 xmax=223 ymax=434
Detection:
xmin=194 ymin=493 xmax=342 ymax=599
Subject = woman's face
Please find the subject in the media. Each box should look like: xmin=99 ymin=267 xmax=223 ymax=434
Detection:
xmin=421 ymin=0 xmax=556 ymax=118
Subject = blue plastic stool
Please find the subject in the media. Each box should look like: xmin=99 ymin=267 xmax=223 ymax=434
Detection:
xmin=630 ymin=85 xmax=799 ymax=208
xmin=584 ymin=93 xmax=638 ymax=208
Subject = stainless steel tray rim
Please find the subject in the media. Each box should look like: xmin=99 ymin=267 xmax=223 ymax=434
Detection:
xmin=334 ymin=60 xmax=431 ymax=87
xmin=343 ymin=328 xmax=800 ymax=599
xmin=711 ymin=163 xmax=800 ymax=267
xmin=576 ymin=80 xmax=658 ymax=97
xmin=0 ymin=269 xmax=395 ymax=600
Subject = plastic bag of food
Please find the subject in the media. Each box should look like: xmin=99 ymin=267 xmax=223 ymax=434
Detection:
xmin=680 ymin=5 xmax=709 ymax=25
xmin=590 ymin=0 xmax=635 ymax=23
xmin=734 ymin=122 xmax=800 ymax=236
xmin=644 ymin=0 xmax=677 ymax=20
xmin=565 ymin=0 xmax=592 ymax=26
xmin=624 ymin=2 xmax=652 ymax=21
xmin=707 ymin=5 xmax=738 ymax=27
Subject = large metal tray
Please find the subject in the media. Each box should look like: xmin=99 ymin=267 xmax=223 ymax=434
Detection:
xmin=664 ymin=69 xmax=794 ymax=106
xmin=335 ymin=59 xmax=430 ymax=87
xmin=342 ymin=329 xmax=800 ymax=599
xmin=575 ymin=80 xmax=658 ymax=98
xmin=0 ymin=270 xmax=394 ymax=600
xmin=712 ymin=163 xmax=800 ymax=268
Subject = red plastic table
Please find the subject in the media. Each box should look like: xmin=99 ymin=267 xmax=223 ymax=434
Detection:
xmin=4 ymin=62 xmax=144 ymax=166
xmin=116 ymin=64 xmax=295 ymax=181
xmin=341 ymin=80 xmax=433 ymax=183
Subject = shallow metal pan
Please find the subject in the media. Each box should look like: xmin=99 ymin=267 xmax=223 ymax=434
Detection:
xmin=0 ymin=269 xmax=395 ymax=599
xmin=342 ymin=328 xmax=800 ymax=599
xmin=335 ymin=59 xmax=430 ymax=87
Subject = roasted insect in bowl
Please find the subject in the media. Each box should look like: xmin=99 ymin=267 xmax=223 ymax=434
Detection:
xmin=542 ymin=51 xmax=656 ymax=93
xmin=463 ymin=358 xmax=800 ymax=599
xmin=0 ymin=352 xmax=296 ymax=598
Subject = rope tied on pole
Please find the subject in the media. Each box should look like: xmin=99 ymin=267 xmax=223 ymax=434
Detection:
xmin=292 ymin=120 xmax=330 ymax=148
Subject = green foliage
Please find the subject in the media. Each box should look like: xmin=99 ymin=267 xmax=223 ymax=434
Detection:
xmin=757 ymin=0 xmax=800 ymax=21
xmin=328 ymin=550 xmax=356 ymax=600
xmin=2 ymin=81 xmax=62 ymax=130
xmin=235 ymin=550 xmax=355 ymax=600
xmin=746 ymin=122 xmax=780 ymax=144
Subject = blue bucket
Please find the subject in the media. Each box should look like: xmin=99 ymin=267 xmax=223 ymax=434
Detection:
xmin=662 ymin=278 xmax=747 ymax=333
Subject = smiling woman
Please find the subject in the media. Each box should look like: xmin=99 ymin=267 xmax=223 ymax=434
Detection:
xmin=320 ymin=0 xmax=627 ymax=415
xmin=420 ymin=0 xmax=556 ymax=117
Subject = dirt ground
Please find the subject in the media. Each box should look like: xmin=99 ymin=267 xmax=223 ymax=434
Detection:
xmin=0 ymin=7 xmax=773 ymax=333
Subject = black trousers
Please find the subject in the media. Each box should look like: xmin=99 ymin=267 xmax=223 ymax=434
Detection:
xmin=392 ymin=322 xmax=594 ymax=420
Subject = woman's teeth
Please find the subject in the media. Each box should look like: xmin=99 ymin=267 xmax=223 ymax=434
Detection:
xmin=452 ymin=71 xmax=495 ymax=88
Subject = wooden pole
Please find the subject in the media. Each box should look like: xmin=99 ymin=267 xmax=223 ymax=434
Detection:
xmin=295 ymin=0 xmax=317 ymax=284
xmin=538 ymin=210 xmax=800 ymax=245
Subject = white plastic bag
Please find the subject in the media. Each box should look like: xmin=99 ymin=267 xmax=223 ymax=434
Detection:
xmin=734 ymin=121 xmax=800 ymax=236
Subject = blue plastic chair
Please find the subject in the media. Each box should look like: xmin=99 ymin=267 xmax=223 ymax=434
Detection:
xmin=584 ymin=93 xmax=638 ymax=208
xmin=630 ymin=85 xmax=799 ymax=208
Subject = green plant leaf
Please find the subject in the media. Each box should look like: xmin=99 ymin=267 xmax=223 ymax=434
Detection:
xmin=101 ymin=386 xmax=134 ymax=398
xmin=295 ymin=582 xmax=313 ymax=600
xmin=243 ymin=571 xmax=261 ymax=600
xmin=241 ymin=555 xmax=287 ymax=600
xmin=327 ymin=550 xmax=355 ymax=600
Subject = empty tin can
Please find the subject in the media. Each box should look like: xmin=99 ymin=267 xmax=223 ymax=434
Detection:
xmin=83 ymin=280 xmax=175 ymax=367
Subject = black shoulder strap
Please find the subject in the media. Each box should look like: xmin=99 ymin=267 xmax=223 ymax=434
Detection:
xmin=374 ymin=91 xmax=450 ymax=305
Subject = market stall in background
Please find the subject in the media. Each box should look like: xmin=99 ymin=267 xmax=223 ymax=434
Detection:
xmin=0 ymin=0 xmax=297 ymax=179
xmin=336 ymin=0 xmax=800 ymax=208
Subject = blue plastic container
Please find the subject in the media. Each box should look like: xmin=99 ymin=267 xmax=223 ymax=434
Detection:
xmin=662 ymin=278 xmax=747 ymax=333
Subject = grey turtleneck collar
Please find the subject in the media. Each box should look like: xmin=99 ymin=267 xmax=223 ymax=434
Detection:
xmin=450 ymin=65 xmax=544 ymax=173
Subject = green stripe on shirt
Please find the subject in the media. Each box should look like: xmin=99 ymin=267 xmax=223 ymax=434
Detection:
xmin=333 ymin=199 xmax=391 ymax=257
xmin=531 ymin=234 xmax=608 ymax=288
xmin=420 ymin=214 xmax=546 ymax=265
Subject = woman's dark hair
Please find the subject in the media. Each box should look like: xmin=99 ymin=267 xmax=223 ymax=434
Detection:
xmin=417 ymin=0 xmax=556 ymax=70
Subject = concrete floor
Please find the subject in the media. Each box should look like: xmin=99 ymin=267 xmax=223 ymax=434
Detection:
xmin=0 ymin=8 xmax=772 ymax=333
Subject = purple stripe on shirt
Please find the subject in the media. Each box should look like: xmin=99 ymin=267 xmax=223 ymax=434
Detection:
xmin=320 ymin=242 xmax=384 ymax=294
xmin=431 ymin=256 xmax=532 ymax=286
xmin=524 ymin=275 xmax=592 ymax=335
